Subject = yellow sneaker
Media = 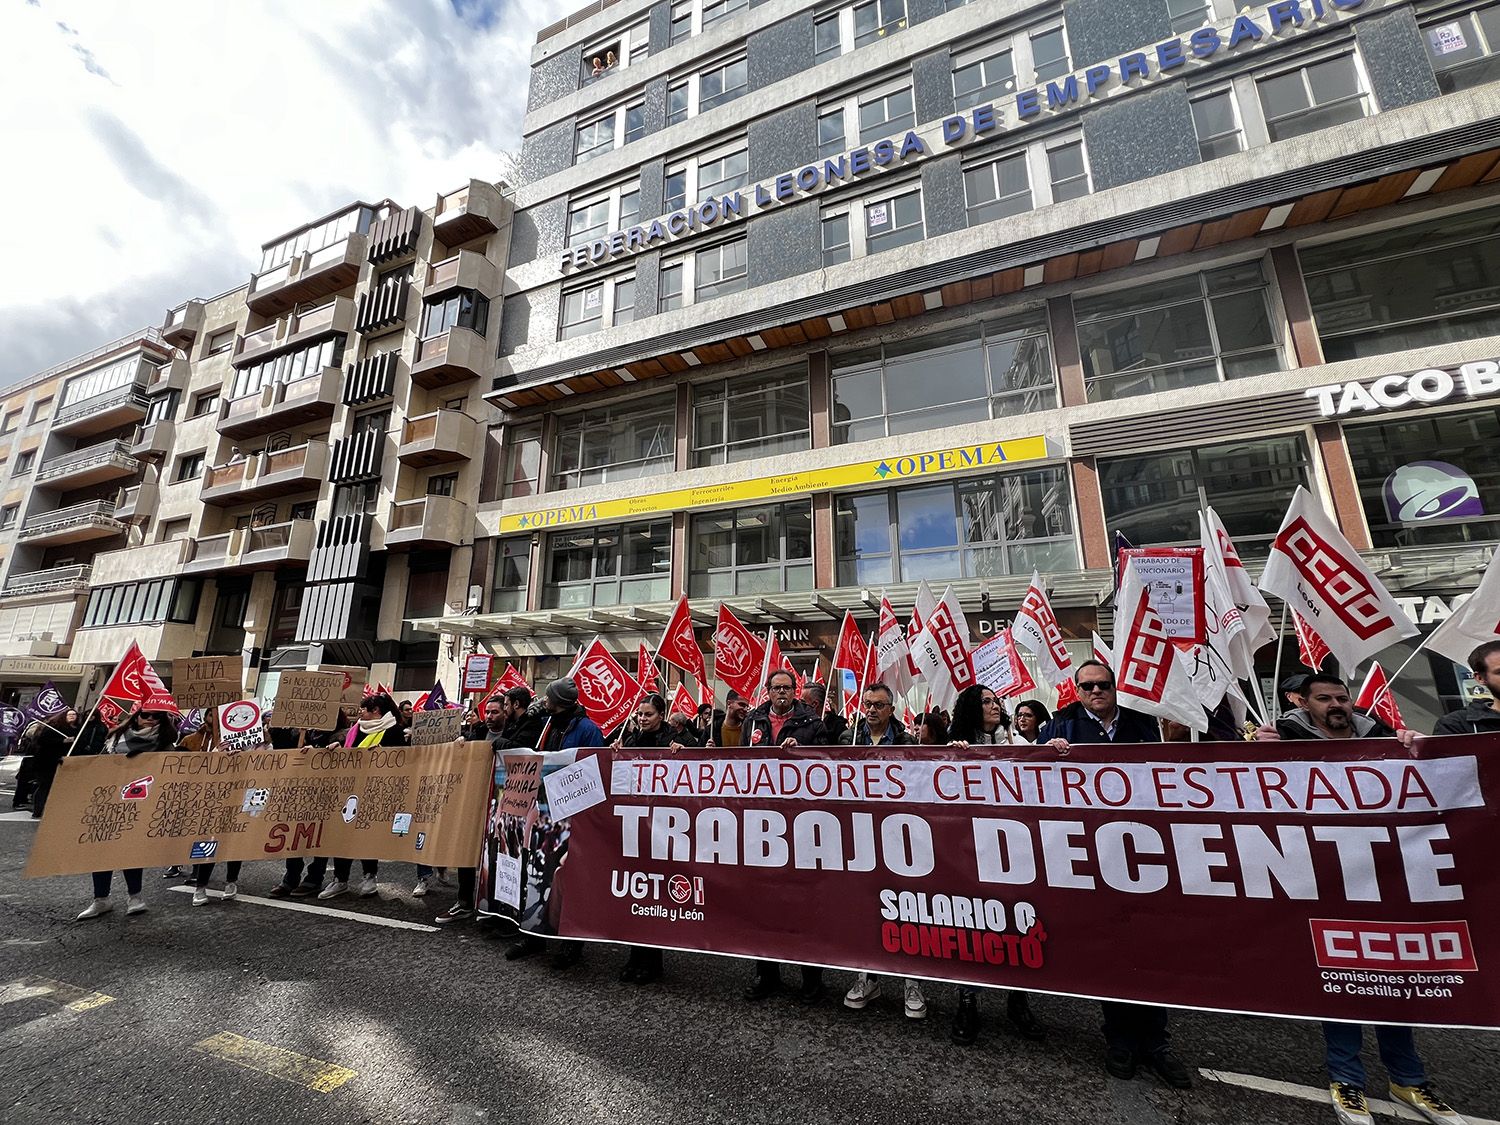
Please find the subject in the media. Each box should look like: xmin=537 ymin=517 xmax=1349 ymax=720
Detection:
xmin=1329 ymin=1083 xmax=1372 ymax=1125
xmin=1388 ymin=1083 xmax=1467 ymax=1124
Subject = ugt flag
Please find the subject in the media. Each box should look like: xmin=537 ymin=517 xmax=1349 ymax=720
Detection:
xmin=657 ymin=596 xmax=708 ymax=692
xmin=569 ymin=638 xmax=642 ymax=734
xmin=713 ymin=605 xmax=764 ymax=701
xmin=97 ymin=642 xmax=180 ymax=724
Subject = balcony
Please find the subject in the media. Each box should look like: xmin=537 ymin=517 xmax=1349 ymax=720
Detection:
xmin=329 ymin=429 xmax=383 ymax=484
xmin=218 ymin=365 xmax=341 ymax=440
xmin=131 ymin=419 xmax=174 ymax=459
xmin=368 ymin=205 xmax=422 ymax=263
xmin=397 ymin=409 xmax=480 ymax=467
xmin=146 ymin=356 xmax=189 ymax=396
xmin=51 ymin=373 xmax=151 ymax=438
xmin=410 ymin=327 xmax=488 ymax=389
xmin=356 ymin=272 xmax=408 ymax=334
xmin=200 ymin=440 xmax=330 ymax=506
xmin=114 ymin=481 xmax=157 ymax=522
xmin=35 ymin=439 xmax=139 ymax=490
xmin=433 ymin=180 xmax=504 ymax=247
xmin=425 ymin=250 xmax=498 ymax=299
xmin=246 ymin=234 xmax=368 ymax=316
xmin=182 ymin=519 xmax=316 ymax=574
xmin=162 ymin=301 xmax=204 ymax=349
xmin=343 ymin=351 xmax=398 ymax=406
xmin=18 ymin=500 xmax=126 ymax=545
xmin=384 ymin=495 xmax=470 ymax=548
xmin=233 ymin=296 xmax=354 ymax=367
xmin=1 ymin=564 xmax=93 ymax=598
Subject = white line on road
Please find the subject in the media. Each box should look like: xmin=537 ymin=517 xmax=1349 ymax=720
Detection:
xmin=1199 ymin=1068 xmax=1499 ymax=1125
xmin=168 ymin=886 xmax=439 ymax=932
xmin=0 ymin=811 xmax=37 ymax=823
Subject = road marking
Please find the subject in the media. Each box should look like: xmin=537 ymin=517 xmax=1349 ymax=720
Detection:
xmin=194 ymin=1031 xmax=357 ymax=1093
xmin=0 ymin=976 xmax=115 ymax=1012
xmin=167 ymin=886 xmax=438 ymax=932
xmin=0 ymin=811 xmax=37 ymax=823
xmin=1199 ymin=1068 xmax=1499 ymax=1125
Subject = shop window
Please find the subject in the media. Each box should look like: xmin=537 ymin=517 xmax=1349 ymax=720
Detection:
xmin=690 ymin=501 xmax=814 ymax=596
xmin=492 ymin=537 xmax=532 ymax=612
xmin=544 ymin=520 xmax=671 ymax=608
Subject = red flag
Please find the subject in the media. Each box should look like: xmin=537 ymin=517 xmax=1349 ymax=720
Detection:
xmin=698 ymin=680 xmax=715 ymax=709
xmin=569 ymin=638 xmax=642 ymax=734
xmin=810 ymin=660 xmax=825 ymax=684
xmin=903 ymin=704 xmax=917 ymax=730
xmin=97 ymin=642 xmax=180 ymax=724
xmin=413 ymin=692 xmax=431 ymax=711
xmin=638 ymin=644 xmax=660 ymax=696
xmin=1294 ymin=611 xmax=1332 ymax=672
xmin=832 ymin=612 xmax=869 ymax=681
xmin=1355 ymin=662 xmax=1405 ymax=730
xmin=670 ymin=682 xmax=697 ymax=719
xmin=496 ymin=663 xmax=528 ymax=692
xmin=1055 ymin=679 xmax=1079 ymax=709
xmin=657 ymin=595 xmax=707 ymax=689
xmin=713 ymin=605 xmax=764 ymax=700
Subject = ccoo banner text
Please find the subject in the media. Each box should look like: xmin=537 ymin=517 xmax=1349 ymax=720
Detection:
xmin=558 ymin=737 xmax=1500 ymax=1029
xmin=25 ymin=743 xmax=493 ymax=876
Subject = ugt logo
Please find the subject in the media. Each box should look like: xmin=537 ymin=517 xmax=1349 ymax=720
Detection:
xmin=668 ymin=874 xmax=705 ymax=905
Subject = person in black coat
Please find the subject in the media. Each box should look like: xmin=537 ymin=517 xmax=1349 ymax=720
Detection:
xmin=745 ymin=670 xmax=828 ymax=749
xmin=25 ymin=708 xmax=80 ymax=819
xmin=1434 ymin=641 xmax=1500 ymax=735
xmin=614 ymin=693 xmax=674 ymax=985
xmin=1038 ymin=662 xmax=1192 ymax=1091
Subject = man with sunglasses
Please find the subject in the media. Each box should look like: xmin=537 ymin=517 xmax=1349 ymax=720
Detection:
xmin=1039 ymin=662 xmax=1192 ymax=1091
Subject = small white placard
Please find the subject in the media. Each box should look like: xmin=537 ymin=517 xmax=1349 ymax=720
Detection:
xmin=494 ymin=853 xmax=522 ymax=908
xmin=543 ymin=753 xmax=607 ymax=821
xmin=1430 ymin=22 xmax=1467 ymax=54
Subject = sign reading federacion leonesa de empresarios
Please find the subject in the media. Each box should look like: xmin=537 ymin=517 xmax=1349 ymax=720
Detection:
xmin=558 ymin=0 xmax=1383 ymax=275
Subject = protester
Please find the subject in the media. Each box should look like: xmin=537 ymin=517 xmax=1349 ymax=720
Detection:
xmin=192 ymin=717 xmax=244 ymax=908
xmin=915 ymin=711 xmax=948 ymax=745
xmin=614 ymin=694 xmax=673 ymax=985
xmin=77 ymin=707 xmax=179 ymax=920
xmin=398 ymin=699 xmax=415 ymax=727
xmin=1254 ymin=674 xmax=1413 ymax=746
xmin=496 ymin=687 xmax=547 ymax=750
xmin=320 ymin=693 xmax=406 ymax=900
xmin=707 ymin=690 xmax=749 ymax=747
xmin=1433 ymin=641 xmax=1500 ymax=734
xmin=25 ymin=708 xmax=80 ymax=819
xmin=694 ymin=703 xmax=716 ymax=741
xmin=1041 ymin=662 xmax=1190 ymax=1088
xmin=1010 ymin=699 xmax=1049 ymax=745
xmin=666 ymin=711 xmax=701 ymax=747
xmin=1279 ymin=673 xmax=1311 ymax=716
xmin=839 ymin=684 xmax=910 ymax=746
xmin=946 ymin=684 xmax=1043 ymax=1045
xmin=801 ymin=681 xmax=846 ymax=744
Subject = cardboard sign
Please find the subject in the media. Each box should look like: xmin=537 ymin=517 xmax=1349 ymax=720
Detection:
xmin=501 ymin=753 xmax=542 ymax=818
xmin=272 ymin=670 xmax=345 ymax=731
xmin=543 ymin=753 xmax=606 ymax=821
xmin=409 ymin=709 xmax=464 ymax=746
xmin=171 ymin=656 xmax=244 ymax=710
xmin=24 ymin=742 xmax=494 ymax=876
xmin=1115 ymin=547 xmax=1206 ymax=645
xmin=217 ymin=699 xmax=266 ymax=753
xmin=463 ymin=653 xmax=493 ymax=693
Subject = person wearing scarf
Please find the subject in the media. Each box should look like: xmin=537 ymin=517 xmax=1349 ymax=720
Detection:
xmin=319 ymin=694 xmax=406 ymax=900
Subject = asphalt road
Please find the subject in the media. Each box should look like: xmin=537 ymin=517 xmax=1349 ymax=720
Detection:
xmin=1 ymin=771 xmax=1497 ymax=1125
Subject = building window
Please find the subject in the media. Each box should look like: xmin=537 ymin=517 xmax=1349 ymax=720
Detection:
xmin=551 ymin=393 xmax=676 ymax=489
xmin=258 ymin=204 xmax=379 ymax=273
xmin=230 ymin=337 xmax=343 ymax=401
xmin=83 ymin=578 xmax=202 ymax=629
xmin=567 ymin=181 xmax=640 ymax=246
xmin=665 ymin=141 xmax=749 ymax=213
xmin=836 ymin=468 xmax=1077 ymax=585
xmin=818 ymin=108 xmax=846 ymax=160
xmin=1191 ymin=89 xmax=1244 ymax=160
xmin=820 ymin=80 xmax=916 ymax=152
xmin=582 ymin=22 xmax=649 ymax=85
xmin=29 ymin=398 xmax=52 ymax=424
xmin=669 ymin=56 xmax=748 ymax=124
xmin=145 ymin=390 xmax=179 ymax=425
xmin=1422 ymin=5 xmax=1500 ymax=92
xmin=692 ymin=369 xmax=811 ymax=467
xmin=1256 ymin=53 xmax=1369 ymax=142
xmin=13 ymin=451 xmax=33 ymax=475
xmin=1302 ymin=206 xmax=1500 ymax=363
xmin=421 ymin=290 xmax=489 ymax=339
xmin=60 ymin=354 xmax=141 ymax=408
xmin=961 ymin=133 xmax=1092 ymax=225
xmin=1167 ymin=0 xmax=1212 ymax=34
xmin=1075 ymin=260 xmax=1282 ymax=402
xmin=333 ymin=480 xmax=379 ymax=517
xmin=560 ymin=273 xmax=635 ymax=339
xmin=832 ymin=313 xmax=1055 ymax=443
xmin=661 ymin=262 xmax=685 ymax=312
xmin=0 ymin=505 xmax=16 ymax=530
xmin=864 ymin=186 xmax=924 ymax=254
xmin=1 ymin=412 xmax=18 ymax=435
xmin=858 ymin=84 xmax=915 ymax=143
xmin=963 ymin=152 xmax=1032 ymax=224
xmin=289 ymin=501 xmax=316 ymax=521
xmin=1047 ymin=138 xmax=1090 ymax=202
xmin=669 ymin=0 xmax=748 ymax=41
xmin=816 ymin=0 xmax=906 ymax=63
xmin=190 ymin=392 xmax=219 ymax=418
xmin=1099 ymin=436 xmax=1311 ymax=549
xmin=159 ymin=517 xmax=191 ymax=542
xmin=822 ymin=211 xmax=852 ymax=266
xmin=690 ymin=501 xmax=814 ymax=596
xmin=544 ymin=519 xmax=671 ymax=608
xmin=671 ymin=0 xmax=693 ymax=42
xmin=574 ymin=101 xmax=645 ymax=164
xmin=492 ymin=536 xmax=532 ymax=612
xmin=1346 ymin=408 xmax=1500 ymax=548
xmin=427 ymin=472 xmax=459 ymax=497
xmin=205 ymin=327 xmax=235 ymax=356
xmin=176 ymin=452 xmax=205 ymax=482
xmin=952 ymin=43 xmax=1016 ymax=111
xmin=1028 ymin=25 xmax=1071 ymax=82
xmin=660 ymin=236 xmax=748 ymax=309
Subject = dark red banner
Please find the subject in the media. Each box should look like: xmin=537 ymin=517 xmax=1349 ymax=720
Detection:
xmin=558 ymin=736 xmax=1500 ymax=1029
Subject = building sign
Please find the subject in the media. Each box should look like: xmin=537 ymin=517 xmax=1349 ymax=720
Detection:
xmin=0 ymin=658 xmax=84 ymax=678
xmin=1383 ymin=462 xmax=1484 ymax=523
xmin=497 ymin=435 xmax=1050 ymax=533
xmin=1306 ymin=360 xmax=1500 ymax=417
xmin=559 ymin=0 xmax=1384 ymax=275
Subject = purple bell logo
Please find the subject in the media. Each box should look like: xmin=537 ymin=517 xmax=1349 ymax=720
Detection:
xmin=1383 ymin=461 xmax=1483 ymax=523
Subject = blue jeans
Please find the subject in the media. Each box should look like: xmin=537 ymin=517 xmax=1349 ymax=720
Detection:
xmin=1323 ymin=1023 xmax=1426 ymax=1087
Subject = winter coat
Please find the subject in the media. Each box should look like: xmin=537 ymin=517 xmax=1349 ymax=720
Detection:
xmin=621 ymin=725 xmax=675 ymax=750
xmin=537 ymin=706 xmax=605 ymax=755
xmin=745 ymin=701 xmax=828 ymax=747
xmin=1274 ymin=708 xmax=1395 ymax=741
xmin=1432 ymin=701 xmax=1500 ymax=736
xmin=1039 ymin=702 xmax=1161 ymax=745
xmin=840 ymin=718 xmax=913 ymax=746
xmin=491 ymin=706 xmax=549 ymax=751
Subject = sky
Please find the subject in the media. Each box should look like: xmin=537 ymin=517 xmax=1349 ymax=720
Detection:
xmin=0 ymin=0 xmax=577 ymax=387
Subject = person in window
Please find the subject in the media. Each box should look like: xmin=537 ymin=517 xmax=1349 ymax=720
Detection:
xmin=1010 ymin=699 xmax=1050 ymax=745
xmin=591 ymin=55 xmax=604 ymax=77
xmin=614 ymin=694 xmax=674 ymax=985
xmin=1040 ymin=663 xmax=1191 ymax=1090
xmin=947 ymin=684 xmax=1044 ymax=1046
xmin=319 ymin=693 xmax=406 ymax=901
xmin=605 ymin=50 xmax=617 ymax=69
xmin=76 ymin=707 xmax=179 ymax=921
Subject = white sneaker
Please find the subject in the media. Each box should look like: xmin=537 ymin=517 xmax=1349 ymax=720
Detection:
xmin=192 ymin=888 xmax=210 ymax=907
xmin=77 ymin=898 xmax=112 ymax=920
xmin=843 ymin=972 xmax=881 ymax=1009
xmin=1330 ymin=1084 xmax=1373 ymax=1125
xmin=222 ymin=882 xmax=238 ymax=901
xmin=358 ymin=875 xmax=378 ymax=897
xmin=317 ymin=880 xmax=349 ymax=900
xmin=412 ymin=875 xmax=431 ymax=897
xmin=1388 ymin=1083 xmax=1466 ymax=1124
xmin=126 ymin=895 xmax=147 ymax=915
xmin=903 ymin=979 xmax=928 ymax=1020
xmin=435 ymin=869 xmax=455 ymax=887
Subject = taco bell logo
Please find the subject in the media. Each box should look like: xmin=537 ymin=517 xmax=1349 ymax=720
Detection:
xmin=1384 ymin=462 xmax=1483 ymax=523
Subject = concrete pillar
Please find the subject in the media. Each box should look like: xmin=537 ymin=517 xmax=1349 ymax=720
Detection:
xmin=1069 ymin=458 xmax=1111 ymax=570
xmin=1314 ymin=422 xmax=1370 ymax=549
xmin=1270 ymin=244 xmax=1323 ymax=369
xmin=1048 ymin=296 xmax=1087 ymax=408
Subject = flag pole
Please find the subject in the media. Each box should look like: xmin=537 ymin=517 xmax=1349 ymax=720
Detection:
xmin=1267 ymin=599 xmax=1290 ymax=721
xmin=1368 ymin=632 xmax=1437 ymax=711
xmin=853 ymin=629 xmax=877 ymax=746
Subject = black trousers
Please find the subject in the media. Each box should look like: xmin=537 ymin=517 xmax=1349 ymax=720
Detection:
xmin=333 ymin=858 xmax=378 ymax=881
xmin=281 ymin=856 xmax=328 ymax=888
xmin=754 ymin=960 xmax=822 ymax=987
xmin=194 ymin=862 xmax=243 ymax=888
xmin=1101 ymin=1001 xmax=1170 ymax=1055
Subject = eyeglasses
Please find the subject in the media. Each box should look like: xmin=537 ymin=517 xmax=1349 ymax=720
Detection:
xmin=981 ymin=697 xmax=1002 ymax=706
xmin=862 ymin=701 xmax=891 ymax=710
xmin=1077 ymin=681 xmax=1114 ymax=693
xmin=769 ymin=684 xmax=795 ymax=692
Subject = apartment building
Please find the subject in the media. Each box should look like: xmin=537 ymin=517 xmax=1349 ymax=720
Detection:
xmin=409 ymin=0 xmax=1500 ymax=732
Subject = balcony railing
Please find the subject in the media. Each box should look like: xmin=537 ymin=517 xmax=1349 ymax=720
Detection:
xmin=246 ymin=235 xmax=367 ymax=315
xmin=2 ymin=564 xmax=93 ymax=596
xmin=36 ymin=438 xmax=137 ymax=482
xmin=433 ymin=180 xmax=504 ymax=246
xmin=411 ymin=326 xmax=487 ymax=387
xmin=397 ymin=409 xmax=479 ymax=467
xmin=203 ymin=459 xmax=249 ymax=491
xmin=182 ymin=519 xmax=316 ymax=573
xmin=191 ymin=532 xmax=233 ymax=565
xmin=385 ymin=494 xmax=469 ymax=547
xmin=425 ymin=250 xmax=498 ymax=297
xmin=52 ymin=378 xmax=150 ymax=433
xmin=18 ymin=499 xmax=124 ymax=541
xmin=201 ymin=440 xmax=330 ymax=505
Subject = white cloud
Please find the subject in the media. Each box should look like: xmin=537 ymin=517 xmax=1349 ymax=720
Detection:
xmin=0 ymin=0 xmax=576 ymax=385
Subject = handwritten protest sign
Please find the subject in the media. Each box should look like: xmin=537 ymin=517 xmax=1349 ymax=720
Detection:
xmin=217 ymin=700 xmax=266 ymax=753
xmin=171 ymin=656 xmax=244 ymax=710
xmin=501 ymin=753 xmax=541 ymax=817
xmin=25 ymin=742 xmax=493 ymax=876
xmin=272 ymin=670 xmax=344 ymax=731
xmin=410 ymin=709 xmax=464 ymax=746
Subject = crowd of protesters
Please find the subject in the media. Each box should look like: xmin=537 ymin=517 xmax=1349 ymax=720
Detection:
xmin=10 ymin=639 xmax=1496 ymax=1125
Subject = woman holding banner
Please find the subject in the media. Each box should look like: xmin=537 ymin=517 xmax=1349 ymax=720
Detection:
xmin=615 ymin=693 xmax=674 ymax=985
xmin=319 ymin=693 xmax=406 ymax=901
xmin=27 ymin=708 xmax=80 ymax=819
xmin=946 ymin=685 xmax=1046 ymax=1046
xmin=77 ymin=707 xmax=179 ymax=920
